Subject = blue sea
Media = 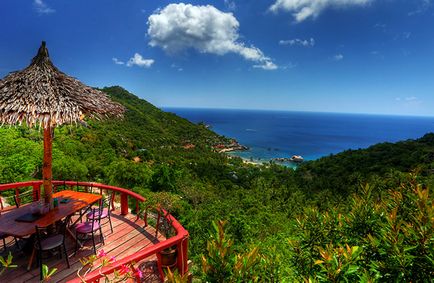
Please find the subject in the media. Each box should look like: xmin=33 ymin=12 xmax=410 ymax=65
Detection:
xmin=165 ymin=108 xmax=434 ymax=164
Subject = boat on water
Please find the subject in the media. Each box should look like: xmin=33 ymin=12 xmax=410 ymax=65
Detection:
xmin=290 ymin=155 xmax=304 ymax=162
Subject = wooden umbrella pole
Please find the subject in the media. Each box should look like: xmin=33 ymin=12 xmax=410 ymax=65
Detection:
xmin=43 ymin=124 xmax=53 ymax=208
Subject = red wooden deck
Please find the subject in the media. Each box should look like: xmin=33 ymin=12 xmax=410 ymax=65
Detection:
xmin=0 ymin=210 xmax=164 ymax=283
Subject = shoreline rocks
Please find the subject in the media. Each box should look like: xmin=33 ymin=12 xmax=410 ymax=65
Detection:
xmin=214 ymin=139 xmax=249 ymax=153
xmin=272 ymin=155 xmax=304 ymax=163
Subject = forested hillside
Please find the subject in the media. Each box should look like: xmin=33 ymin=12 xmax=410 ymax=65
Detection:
xmin=0 ymin=86 xmax=432 ymax=281
xmin=296 ymin=133 xmax=434 ymax=195
xmin=0 ymin=86 xmax=228 ymax=184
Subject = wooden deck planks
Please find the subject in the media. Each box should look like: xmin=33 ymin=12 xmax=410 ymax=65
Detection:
xmin=4 ymin=212 xmax=135 ymax=282
xmin=54 ymin=215 xmax=160 ymax=282
xmin=0 ymin=210 xmax=163 ymax=283
xmin=44 ymin=213 xmax=149 ymax=282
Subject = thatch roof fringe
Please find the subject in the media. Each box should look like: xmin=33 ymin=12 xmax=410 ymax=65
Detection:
xmin=0 ymin=41 xmax=124 ymax=128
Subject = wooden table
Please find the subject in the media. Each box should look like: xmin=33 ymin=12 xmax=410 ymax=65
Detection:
xmin=0 ymin=190 xmax=102 ymax=270
xmin=0 ymin=190 xmax=102 ymax=237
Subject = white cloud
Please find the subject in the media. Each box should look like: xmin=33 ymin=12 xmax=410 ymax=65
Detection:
xmin=277 ymin=62 xmax=297 ymax=70
xmin=253 ymin=61 xmax=278 ymax=70
xmin=398 ymin=31 xmax=411 ymax=40
xmin=34 ymin=0 xmax=55 ymax=14
xmin=405 ymin=96 xmax=418 ymax=101
xmin=224 ymin=0 xmax=237 ymax=11
xmin=279 ymin=38 xmax=315 ymax=47
xmin=147 ymin=3 xmax=277 ymax=70
xmin=269 ymin=0 xmax=372 ymax=22
xmin=126 ymin=53 xmax=154 ymax=68
xmin=408 ymin=0 xmax=431 ymax=16
xmin=396 ymin=96 xmax=420 ymax=102
xmin=373 ymin=23 xmax=387 ymax=33
xmin=333 ymin=54 xmax=344 ymax=61
xmin=396 ymin=96 xmax=421 ymax=106
xmin=112 ymin=58 xmax=125 ymax=65
xmin=393 ymin=31 xmax=412 ymax=41
xmin=171 ymin=63 xmax=184 ymax=71
xmin=374 ymin=23 xmax=386 ymax=29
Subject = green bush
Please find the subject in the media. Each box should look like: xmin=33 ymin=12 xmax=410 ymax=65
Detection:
xmin=288 ymin=175 xmax=434 ymax=282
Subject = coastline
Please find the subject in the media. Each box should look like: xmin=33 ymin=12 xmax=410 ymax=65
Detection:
xmin=217 ymin=145 xmax=249 ymax=153
xmin=213 ymin=139 xmax=249 ymax=153
xmin=229 ymin=154 xmax=263 ymax=166
xmin=212 ymin=136 xmax=303 ymax=168
xmin=213 ymin=139 xmax=264 ymax=166
xmin=168 ymin=108 xmax=434 ymax=164
xmin=227 ymin=150 xmax=301 ymax=168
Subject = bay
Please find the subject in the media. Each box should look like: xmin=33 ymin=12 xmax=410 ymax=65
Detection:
xmin=165 ymin=108 xmax=434 ymax=163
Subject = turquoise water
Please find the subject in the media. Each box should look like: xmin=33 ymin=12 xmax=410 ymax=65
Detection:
xmin=165 ymin=108 xmax=434 ymax=163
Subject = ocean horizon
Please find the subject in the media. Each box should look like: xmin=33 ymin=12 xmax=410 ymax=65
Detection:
xmin=165 ymin=107 xmax=434 ymax=165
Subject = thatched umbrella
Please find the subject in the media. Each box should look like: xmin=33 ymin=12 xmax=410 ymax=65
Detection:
xmin=0 ymin=41 xmax=124 ymax=208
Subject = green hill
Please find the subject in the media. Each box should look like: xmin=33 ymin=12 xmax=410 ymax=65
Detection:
xmin=101 ymin=86 xmax=228 ymax=149
xmin=0 ymin=86 xmax=432 ymax=281
xmin=0 ymin=86 xmax=229 ymax=184
xmin=295 ymin=133 xmax=434 ymax=196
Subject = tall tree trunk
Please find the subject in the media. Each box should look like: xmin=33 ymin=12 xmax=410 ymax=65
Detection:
xmin=43 ymin=124 xmax=53 ymax=208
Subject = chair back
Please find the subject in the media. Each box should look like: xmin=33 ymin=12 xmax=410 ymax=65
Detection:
xmin=54 ymin=181 xmax=68 ymax=193
xmin=13 ymin=189 xmax=34 ymax=208
xmin=57 ymin=215 xmax=72 ymax=237
xmin=34 ymin=225 xmax=47 ymax=251
xmin=74 ymin=182 xmax=87 ymax=193
xmin=35 ymin=215 xmax=71 ymax=249
xmin=89 ymin=206 xmax=103 ymax=231
xmin=103 ymin=192 xmax=114 ymax=211
xmin=97 ymin=192 xmax=114 ymax=211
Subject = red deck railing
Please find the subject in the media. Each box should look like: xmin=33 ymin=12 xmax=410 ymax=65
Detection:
xmin=0 ymin=180 xmax=189 ymax=282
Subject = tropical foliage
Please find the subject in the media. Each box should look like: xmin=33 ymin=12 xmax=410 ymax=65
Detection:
xmin=0 ymin=86 xmax=433 ymax=281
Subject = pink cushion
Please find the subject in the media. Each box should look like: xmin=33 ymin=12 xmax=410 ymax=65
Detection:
xmin=76 ymin=222 xmax=101 ymax=234
xmin=87 ymin=208 xmax=108 ymax=220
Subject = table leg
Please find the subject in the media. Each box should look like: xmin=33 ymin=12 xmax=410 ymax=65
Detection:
xmin=66 ymin=227 xmax=83 ymax=248
xmin=71 ymin=205 xmax=92 ymax=226
xmin=27 ymin=247 xmax=36 ymax=271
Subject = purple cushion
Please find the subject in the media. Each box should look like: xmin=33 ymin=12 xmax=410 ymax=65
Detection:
xmin=87 ymin=208 xmax=108 ymax=220
xmin=76 ymin=222 xmax=101 ymax=234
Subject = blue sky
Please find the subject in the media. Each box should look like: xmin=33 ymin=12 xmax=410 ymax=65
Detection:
xmin=1 ymin=0 xmax=433 ymax=116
